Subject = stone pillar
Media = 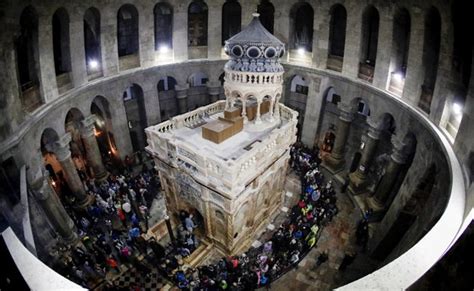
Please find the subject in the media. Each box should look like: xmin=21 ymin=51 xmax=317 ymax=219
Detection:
xmin=100 ymin=3 xmax=119 ymax=76
xmin=301 ymin=77 xmax=323 ymax=146
xmin=207 ymin=81 xmax=221 ymax=103
xmin=368 ymin=137 xmax=408 ymax=210
xmin=81 ymin=115 xmax=108 ymax=180
xmin=142 ymin=82 xmax=161 ymax=125
xmin=312 ymin=4 xmax=330 ymax=69
xmin=69 ymin=10 xmax=88 ymax=88
xmin=373 ymin=12 xmax=393 ymax=90
xmin=0 ymin=30 xmax=23 ymax=134
xmin=176 ymin=85 xmax=189 ymax=114
xmin=255 ymin=99 xmax=262 ymax=124
xmin=173 ymin=3 xmax=188 ymax=61
xmin=208 ymin=3 xmax=222 ymax=59
xmin=342 ymin=4 xmax=362 ymax=78
xmin=37 ymin=14 xmax=58 ymax=102
xmin=30 ymin=173 xmax=77 ymax=243
xmin=139 ymin=3 xmax=155 ymax=68
xmin=241 ymin=98 xmax=248 ymax=122
xmin=269 ymin=96 xmax=275 ymax=120
xmin=273 ymin=96 xmax=280 ymax=120
xmin=402 ymin=8 xmax=424 ymax=105
xmin=429 ymin=12 xmax=455 ymax=124
xmin=323 ymin=103 xmax=354 ymax=173
xmin=348 ymin=119 xmax=381 ymax=195
xmin=47 ymin=133 xmax=90 ymax=207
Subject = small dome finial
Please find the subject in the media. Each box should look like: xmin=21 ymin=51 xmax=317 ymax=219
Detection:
xmin=252 ymin=12 xmax=260 ymax=18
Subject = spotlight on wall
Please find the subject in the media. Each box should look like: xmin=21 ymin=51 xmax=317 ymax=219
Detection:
xmin=89 ymin=59 xmax=99 ymax=69
xmin=452 ymin=103 xmax=463 ymax=115
xmin=159 ymin=45 xmax=169 ymax=54
xmin=392 ymin=72 xmax=404 ymax=82
xmin=297 ymin=47 xmax=306 ymax=55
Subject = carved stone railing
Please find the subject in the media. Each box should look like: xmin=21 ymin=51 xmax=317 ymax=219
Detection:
xmin=146 ymin=102 xmax=298 ymax=195
xmin=225 ymin=69 xmax=284 ymax=86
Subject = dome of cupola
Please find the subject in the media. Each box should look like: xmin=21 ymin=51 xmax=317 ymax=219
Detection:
xmin=224 ymin=13 xmax=285 ymax=73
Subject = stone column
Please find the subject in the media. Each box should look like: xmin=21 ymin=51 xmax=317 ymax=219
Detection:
xmin=37 ymin=13 xmax=58 ymax=102
xmin=138 ymin=3 xmax=155 ymax=68
xmin=269 ymin=96 xmax=275 ymax=121
xmin=273 ymin=96 xmax=280 ymax=120
xmin=323 ymin=103 xmax=354 ymax=173
xmin=100 ymin=2 xmax=119 ymax=76
xmin=207 ymin=81 xmax=221 ymax=103
xmin=301 ymin=77 xmax=322 ymax=146
xmin=81 ymin=115 xmax=108 ymax=180
xmin=208 ymin=3 xmax=222 ymax=59
xmin=255 ymin=99 xmax=262 ymax=124
xmin=176 ymin=85 xmax=189 ymax=114
xmin=402 ymin=8 xmax=424 ymax=105
xmin=342 ymin=4 xmax=362 ymax=78
xmin=47 ymin=133 xmax=90 ymax=207
xmin=348 ymin=118 xmax=381 ymax=195
xmin=368 ymin=137 xmax=408 ymax=210
xmin=69 ymin=10 xmax=88 ymax=88
xmin=429 ymin=12 xmax=455 ymax=124
xmin=142 ymin=82 xmax=161 ymax=125
xmin=30 ymin=172 xmax=77 ymax=243
xmin=373 ymin=12 xmax=393 ymax=90
xmin=241 ymin=98 xmax=248 ymax=122
xmin=312 ymin=4 xmax=330 ymax=69
xmin=173 ymin=3 xmax=188 ymax=61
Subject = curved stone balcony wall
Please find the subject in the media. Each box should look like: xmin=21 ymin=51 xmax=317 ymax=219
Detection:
xmin=0 ymin=58 xmax=466 ymax=289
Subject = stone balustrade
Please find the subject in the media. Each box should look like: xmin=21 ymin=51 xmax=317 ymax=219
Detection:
xmin=146 ymin=102 xmax=298 ymax=195
xmin=225 ymin=70 xmax=284 ymax=86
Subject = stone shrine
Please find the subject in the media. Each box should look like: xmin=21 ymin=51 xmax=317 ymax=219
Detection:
xmin=145 ymin=14 xmax=298 ymax=255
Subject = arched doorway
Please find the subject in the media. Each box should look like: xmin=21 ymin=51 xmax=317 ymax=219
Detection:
xmin=91 ymin=96 xmax=119 ymax=168
xmin=157 ymin=76 xmax=178 ymax=120
xmin=123 ymin=84 xmax=148 ymax=152
xmin=187 ymin=72 xmax=209 ymax=108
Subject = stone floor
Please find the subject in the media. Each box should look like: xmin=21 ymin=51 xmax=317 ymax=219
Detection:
xmin=269 ymin=175 xmax=361 ymax=291
xmin=104 ymin=169 xmax=381 ymax=290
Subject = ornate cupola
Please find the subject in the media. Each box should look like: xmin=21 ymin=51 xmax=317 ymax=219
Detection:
xmin=224 ymin=13 xmax=285 ymax=73
xmin=223 ymin=13 xmax=286 ymax=125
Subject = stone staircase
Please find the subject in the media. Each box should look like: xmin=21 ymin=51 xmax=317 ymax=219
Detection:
xmin=183 ymin=238 xmax=214 ymax=267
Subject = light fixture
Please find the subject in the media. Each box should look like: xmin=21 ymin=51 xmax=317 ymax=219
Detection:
xmin=89 ymin=59 xmax=99 ymax=69
xmin=452 ymin=103 xmax=463 ymax=115
xmin=392 ymin=72 xmax=404 ymax=82
xmin=297 ymin=47 xmax=305 ymax=55
xmin=159 ymin=45 xmax=169 ymax=54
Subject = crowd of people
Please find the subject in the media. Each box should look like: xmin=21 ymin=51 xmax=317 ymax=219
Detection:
xmin=49 ymin=158 xmax=163 ymax=289
xmin=148 ymin=143 xmax=340 ymax=290
xmin=49 ymin=142 xmax=342 ymax=290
